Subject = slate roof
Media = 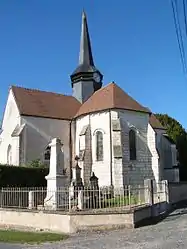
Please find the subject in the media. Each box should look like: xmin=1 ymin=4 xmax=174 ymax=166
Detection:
xmin=75 ymin=82 xmax=150 ymax=117
xmin=149 ymin=113 xmax=166 ymax=130
xmin=11 ymin=86 xmax=81 ymax=120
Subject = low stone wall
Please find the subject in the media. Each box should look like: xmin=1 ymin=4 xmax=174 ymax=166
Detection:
xmin=0 ymin=209 xmax=71 ymax=233
xmin=0 ymin=206 xmax=152 ymax=233
xmin=169 ymin=182 xmax=187 ymax=203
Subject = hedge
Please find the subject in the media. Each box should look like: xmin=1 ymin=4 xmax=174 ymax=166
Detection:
xmin=0 ymin=164 xmax=49 ymax=188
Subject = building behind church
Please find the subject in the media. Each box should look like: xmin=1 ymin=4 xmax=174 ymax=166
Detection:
xmin=0 ymin=12 xmax=179 ymax=187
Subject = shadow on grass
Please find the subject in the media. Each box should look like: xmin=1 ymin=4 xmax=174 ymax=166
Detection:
xmin=135 ymin=200 xmax=187 ymax=228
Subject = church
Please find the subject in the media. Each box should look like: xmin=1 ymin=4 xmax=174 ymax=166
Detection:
xmin=0 ymin=12 xmax=179 ymax=187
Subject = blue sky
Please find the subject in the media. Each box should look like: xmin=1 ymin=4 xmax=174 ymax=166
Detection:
xmin=0 ymin=0 xmax=186 ymax=128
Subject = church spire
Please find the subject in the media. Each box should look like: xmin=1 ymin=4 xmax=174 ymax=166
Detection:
xmin=70 ymin=11 xmax=103 ymax=103
xmin=78 ymin=10 xmax=94 ymax=67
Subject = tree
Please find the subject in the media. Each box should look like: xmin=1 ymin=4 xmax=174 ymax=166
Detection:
xmin=155 ymin=114 xmax=187 ymax=180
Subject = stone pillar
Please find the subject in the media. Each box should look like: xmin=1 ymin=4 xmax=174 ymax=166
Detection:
xmin=28 ymin=191 xmax=34 ymax=209
xmin=44 ymin=138 xmax=68 ymax=210
xmin=160 ymin=179 xmax=170 ymax=212
xmin=144 ymin=179 xmax=154 ymax=206
xmin=77 ymin=190 xmax=84 ymax=210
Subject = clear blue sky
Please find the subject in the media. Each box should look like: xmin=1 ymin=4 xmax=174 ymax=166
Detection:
xmin=0 ymin=0 xmax=186 ymax=128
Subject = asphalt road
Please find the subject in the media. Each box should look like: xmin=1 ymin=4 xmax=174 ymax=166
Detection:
xmin=1 ymin=207 xmax=187 ymax=249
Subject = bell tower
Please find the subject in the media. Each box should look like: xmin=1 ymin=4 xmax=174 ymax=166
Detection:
xmin=70 ymin=11 xmax=103 ymax=103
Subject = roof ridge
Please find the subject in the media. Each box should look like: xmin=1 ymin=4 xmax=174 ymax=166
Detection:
xmin=11 ymin=85 xmax=73 ymax=98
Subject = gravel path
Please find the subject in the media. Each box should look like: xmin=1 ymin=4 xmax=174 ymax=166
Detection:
xmin=1 ymin=207 xmax=187 ymax=249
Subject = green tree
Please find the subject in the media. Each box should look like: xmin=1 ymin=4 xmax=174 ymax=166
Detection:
xmin=155 ymin=114 xmax=187 ymax=180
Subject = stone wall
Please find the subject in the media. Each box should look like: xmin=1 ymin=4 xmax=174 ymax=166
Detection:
xmin=75 ymin=109 xmax=162 ymax=188
xmin=111 ymin=110 xmax=154 ymax=186
xmin=0 ymin=207 xmax=152 ymax=233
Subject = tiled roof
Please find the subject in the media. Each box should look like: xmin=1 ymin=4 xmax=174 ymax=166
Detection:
xmin=75 ymin=82 xmax=150 ymax=117
xmin=11 ymin=86 xmax=81 ymax=120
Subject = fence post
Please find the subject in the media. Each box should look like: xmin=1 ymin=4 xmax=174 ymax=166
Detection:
xmin=161 ymin=180 xmax=170 ymax=212
xmin=78 ymin=190 xmax=83 ymax=210
xmin=128 ymin=185 xmax=131 ymax=208
xmin=68 ymin=187 xmax=72 ymax=212
xmin=0 ymin=189 xmax=2 ymax=208
xmin=144 ymin=179 xmax=154 ymax=206
xmin=28 ymin=191 xmax=34 ymax=209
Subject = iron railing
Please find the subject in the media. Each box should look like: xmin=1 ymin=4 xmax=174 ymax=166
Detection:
xmin=0 ymin=185 xmax=150 ymax=212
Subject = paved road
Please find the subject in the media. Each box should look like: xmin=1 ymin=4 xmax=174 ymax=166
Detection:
xmin=1 ymin=207 xmax=187 ymax=249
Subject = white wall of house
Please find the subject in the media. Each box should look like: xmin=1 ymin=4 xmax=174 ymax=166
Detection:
xmin=0 ymin=89 xmax=21 ymax=165
xmin=20 ymin=116 xmax=70 ymax=170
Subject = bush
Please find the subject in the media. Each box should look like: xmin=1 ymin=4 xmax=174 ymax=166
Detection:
xmin=27 ymin=159 xmax=48 ymax=168
xmin=0 ymin=164 xmax=49 ymax=188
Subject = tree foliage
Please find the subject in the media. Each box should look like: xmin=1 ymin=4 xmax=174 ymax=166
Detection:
xmin=155 ymin=114 xmax=187 ymax=180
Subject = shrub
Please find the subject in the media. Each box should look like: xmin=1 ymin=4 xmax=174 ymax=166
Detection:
xmin=27 ymin=159 xmax=48 ymax=168
xmin=0 ymin=164 xmax=49 ymax=188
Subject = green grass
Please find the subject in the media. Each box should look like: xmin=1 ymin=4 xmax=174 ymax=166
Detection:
xmin=0 ymin=229 xmax=68 ymax=244
xmin=104 ymin=195 xmax=141 ymax=207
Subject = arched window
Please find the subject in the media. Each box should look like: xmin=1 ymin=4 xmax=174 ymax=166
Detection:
xmin=44 ymin=146 xmax=51 ymax=160
xmin=129 ymin=129 xmax=136 ymax=160
xmin=96 ymin=131 xmax=103 ymax=161
xmin=7 ymin=144 xmax=12 ymax=165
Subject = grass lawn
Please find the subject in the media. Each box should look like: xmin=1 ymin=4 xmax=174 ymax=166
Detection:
xmin=104 ymin=195 xmax=142 ymax=207
xmin=0 ymin=229 xmax=68 ymax=244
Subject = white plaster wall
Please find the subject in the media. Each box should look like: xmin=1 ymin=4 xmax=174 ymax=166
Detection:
xmin=75 ymin=112 xmax=111 ymax=187
xmin=90 ymin=112 xmax=111 ymax=186
xmin=147 ymin=124 xmax=160 ymax=182
xmin=0 ymin=89 xmax=21 ymax=165
xmin=21 ymin=116 xmax=70 ymax=170
xmin=75 ymin=115 xmax=89 ymax=155
xmin=74 ymin=115 xmax=89 ymax=181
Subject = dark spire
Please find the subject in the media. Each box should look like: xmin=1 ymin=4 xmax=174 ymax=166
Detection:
xmin=71 ymin=11 xmax=98 ymax=76
xmin=79 ymin=11 xmax=94 ymax=67
xmin=70 ymin=11 xmax=103 ymax=103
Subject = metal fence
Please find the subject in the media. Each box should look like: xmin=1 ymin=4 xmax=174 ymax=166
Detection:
xmin=0 ymin=185 xmax=148 ymax=212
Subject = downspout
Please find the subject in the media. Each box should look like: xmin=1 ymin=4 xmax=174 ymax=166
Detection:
xmin=109 ymin=110 xmax=113 ymax=186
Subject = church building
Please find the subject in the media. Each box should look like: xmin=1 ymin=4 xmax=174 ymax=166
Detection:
xmin=0 ymin=12 xmax=179 ymax=187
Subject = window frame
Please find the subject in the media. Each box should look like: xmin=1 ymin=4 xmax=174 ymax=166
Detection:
xmin=95 ymin=130 xmax=104 ymax=162
xmin=129 ymin=129 xmax=136 ymax=161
